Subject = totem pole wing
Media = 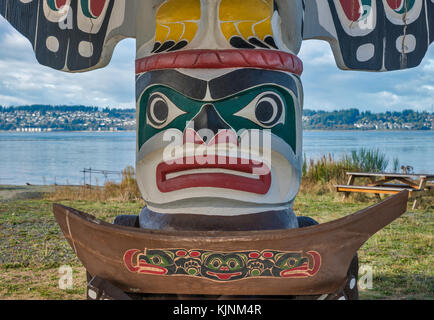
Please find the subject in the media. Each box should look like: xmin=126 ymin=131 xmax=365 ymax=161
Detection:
xmin=0 ymin=0 xmax=136 ymax=72
xmin=303 ymin=0 xmax=434 ymax=71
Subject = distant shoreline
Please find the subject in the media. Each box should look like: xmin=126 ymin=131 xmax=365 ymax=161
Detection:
xmin=0 ymin=129 xmax=432 ymax=133
xmin=0 ymin=130 xmax=136 ymax=133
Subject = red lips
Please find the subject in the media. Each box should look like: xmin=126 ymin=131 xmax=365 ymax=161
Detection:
xmin=156 ymin=156 xmax=272 ymax=194
xmin=206 ymin=271 xmax=243 ymax=281
xmin=137 ymin=262 xmax=168 ymax=275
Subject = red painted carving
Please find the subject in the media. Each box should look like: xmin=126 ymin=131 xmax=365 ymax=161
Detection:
xmin=123 ymin=249 xmax=141 ymax=272
xmin=339 ymin=0 xmax=362 ymax=21
xmin=279 ymin=251 xmax=322 ymax=278
xmin=136 ymin=49 xmax=303 ymax=76
xmin=249 ymin=252 xmax=260 ymax=258
xmin=176 ymin=250 xmax=187 ymax=256
xmin=190 ymin=251 xmax=201 ymax=257
xmin=55 ymin=0 xmax=67 ymax=8
xmin=90 ymin=0 xmax=106 ymax=17
xmin=156 ymin=156 xmax=272 ymax=194
xmin=263 ymin=252 xmax=274 ymax=258
xmin=386 ymin=0 xmax=403 ymax=10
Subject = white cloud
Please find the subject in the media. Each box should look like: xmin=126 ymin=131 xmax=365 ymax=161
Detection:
xmin=3 ymin=31 xmax=31 ymax=48
xmin=421 ymin=85 xmax=434 ymax=92
xmin=299 ymin=40 xmax=336 ymax=66
xmin=0 ymin=19 xmax=136 ymax=108
xmin=422 ymin=59 xmax=434 ymax=72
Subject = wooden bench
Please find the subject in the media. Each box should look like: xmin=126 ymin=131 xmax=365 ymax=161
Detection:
xmin=335 ymin=172 xmax=434 ymax=209
xmin=335 ymin=185 xmax=420 ymax=197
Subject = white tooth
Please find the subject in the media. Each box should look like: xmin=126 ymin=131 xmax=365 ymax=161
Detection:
xmin=166 ymin=168 xmax=262 ymax=180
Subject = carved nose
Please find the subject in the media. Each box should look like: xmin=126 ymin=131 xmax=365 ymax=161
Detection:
xmin=189 ymin=104 xmax=231 ymax=142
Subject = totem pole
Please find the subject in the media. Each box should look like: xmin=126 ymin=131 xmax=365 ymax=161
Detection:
xmin=1 ymin=0 xmax=432 ymax=300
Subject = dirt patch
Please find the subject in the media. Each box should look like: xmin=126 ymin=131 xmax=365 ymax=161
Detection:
xmin=0 ymin=185 xmax=53 ymax=201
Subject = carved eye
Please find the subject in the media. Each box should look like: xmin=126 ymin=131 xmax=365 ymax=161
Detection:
xmin=146 ymin=93 xmax=186 ymax=129
xmin=255 ymin=93 xmax=284 ymax=127
xmin=234 ymin=91 xmax=285 ymax=128
xmin=227 ymin=259 xmax=240 ymax=270
xmin=286 ymin=258 xmax=297 ymax=267
xmin=209 ymin=258 xmax=222 ymax=269
xmin=151 ymin=255 xmax=162 ymax=265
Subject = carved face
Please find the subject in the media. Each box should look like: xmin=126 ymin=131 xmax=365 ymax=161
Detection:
xmin=136 ymin=249 xmax=176 ymax=275
xmin=135 ymin=68 xmax=303 ymax=215
xmin=271 ymin=251 xmax=322 ymax=278
xmin=132 ymin=0 xmax=305 ymax=216
xmin=201 ymin=252 xmax=248 ymax=281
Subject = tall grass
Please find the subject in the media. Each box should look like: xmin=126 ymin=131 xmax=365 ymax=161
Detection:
xmin=302 ymin=148 xmax=391 ymax=186
xmin=342 ymin=148 xmax=389 ymax=173
xmin=47 ymin=166 xmax=142 ymax=202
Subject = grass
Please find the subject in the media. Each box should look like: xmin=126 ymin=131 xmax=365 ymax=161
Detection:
xmin=0 ymin=199 xmax=144 ymax=299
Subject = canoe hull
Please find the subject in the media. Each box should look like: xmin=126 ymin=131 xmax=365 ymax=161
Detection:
xmin=53 ymin=191 xmax=408 ymax=296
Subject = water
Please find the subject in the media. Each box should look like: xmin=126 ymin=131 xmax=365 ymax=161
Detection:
xmin=303 ymin=130 xmax=434 ymax=173
xmin=0 ymin=130 xmax=433 ymax=185
xmin=0 ymin=132 xmax=136 ymax=185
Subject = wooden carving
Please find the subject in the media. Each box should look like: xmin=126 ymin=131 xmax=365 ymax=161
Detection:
xmin=1 ymin=0 xmax=430 ymax=298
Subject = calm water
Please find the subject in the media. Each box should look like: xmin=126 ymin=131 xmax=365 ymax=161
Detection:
xmin=0 ymin=130 xmax=433 ymax=185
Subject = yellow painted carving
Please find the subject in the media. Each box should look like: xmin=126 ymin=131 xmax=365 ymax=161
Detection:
xmin=219 ymin=0 xmax=274 ymax=45
xmin=155 ymin=0 xmax=201 ymax=46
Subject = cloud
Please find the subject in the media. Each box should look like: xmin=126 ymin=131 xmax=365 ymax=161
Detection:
xmin=423 ymin=59 xmax=434 ymax=72
xmin=300 ymin=41 xmax=434 ymax=112
xmin=0 ymin=16 xmax=136 ymax=108
xmin=299 ymin=40 xmax=336 ymax=67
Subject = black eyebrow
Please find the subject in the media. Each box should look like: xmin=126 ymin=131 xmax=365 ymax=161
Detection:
xmin=136 ymin=70 xmax=208 ymax=101
xmin=136 ymin=69 xmax=298 ymax=102
xmin=209 ymin=69 xmax=299 ymax=100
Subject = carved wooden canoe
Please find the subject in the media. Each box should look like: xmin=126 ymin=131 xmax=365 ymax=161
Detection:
xmin=53 ymin=191 xmax=408 ymax=296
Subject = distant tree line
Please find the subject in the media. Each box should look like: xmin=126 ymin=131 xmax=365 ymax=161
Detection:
xmin=303 ymin=108 xmax=433 ymax=130
xmin=0 ymin=105 xmax=136 ymax=131
xmin=0 ymin=105 xmax=136 ymax=114
xmin=0 ymin=105 xmax=99 ymax=113
xmin=0 ymin=105 xmax=432 ymax=131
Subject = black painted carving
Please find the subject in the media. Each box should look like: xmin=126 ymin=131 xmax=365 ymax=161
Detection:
xmin=255 ymin=93 xmax=283 ymax=127
xmin=189 ymin=104 xmax=231 ymax=137
xmin=327 ymin=0 xmax=432 ymax=71
xmin=230 ymin=36 xmax=255 ymax=49
xmin=136 ymin=70 xmax=208 ymax=101
xmin=0 ymin=0 xmax=115 ymax=71
xmin=209 ymin=69 xmax=298 ymax=100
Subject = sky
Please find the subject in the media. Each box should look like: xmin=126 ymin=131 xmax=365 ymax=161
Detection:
xmin=0 ymin=17 xmax=433 ymax=112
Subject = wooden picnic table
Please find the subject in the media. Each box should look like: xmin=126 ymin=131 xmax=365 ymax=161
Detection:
xmin=335 ymin=172 xmax=434 ymax=209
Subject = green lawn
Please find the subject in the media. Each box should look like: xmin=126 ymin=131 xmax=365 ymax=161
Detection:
xmin=0 ymin=192 xmax=432 ymax=300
